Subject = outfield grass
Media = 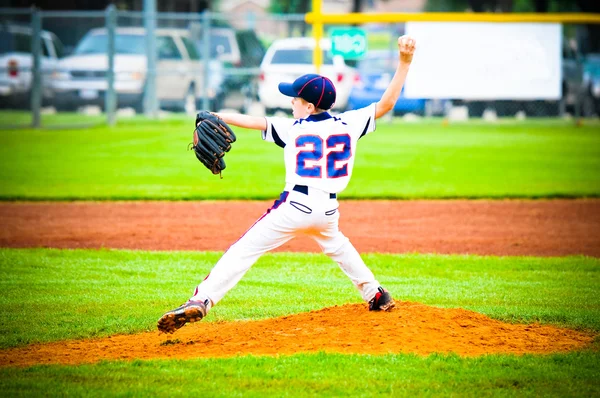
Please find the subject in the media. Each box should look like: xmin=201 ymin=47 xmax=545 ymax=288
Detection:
xmin=1 ymin=353 xmax=598 ymax=397
xmin=0 ymin=117 xmax=599 ymax=200
xmin=0 ymin=248 xmax=599 ymax=396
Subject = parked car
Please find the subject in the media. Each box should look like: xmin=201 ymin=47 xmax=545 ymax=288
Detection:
xmin=50 ymin=27 xmax=224 ymax=113
xmin=562 ymin=39 xmax=586 ymax=115
xmin=258 ymin=37 xmax=358 ymax=113
xmin=198 ymin=27 xmax=264 ymax=69
xmin=347 ymin=49 xmax=430 ymax=115
xmin=0 ymin=23 xmax=63 ymax=108
xmin=583 ymin=53 xmax=600 ymax=116
xmin=189 ymin=24 xmax=265 ymax=111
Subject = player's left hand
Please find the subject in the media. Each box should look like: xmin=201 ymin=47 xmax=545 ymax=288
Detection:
xmin=398 ymin=35 xmax=416 ymax=64
xmin=191 ymin=111 xmax=237 ymax=176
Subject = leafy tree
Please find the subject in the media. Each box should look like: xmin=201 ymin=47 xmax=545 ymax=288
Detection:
xmin=269 ymin=0 xmax=310 ymax=35
xmin=269 ymin=0 xmax=309 ymax=14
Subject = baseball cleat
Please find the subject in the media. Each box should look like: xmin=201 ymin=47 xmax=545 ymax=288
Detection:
xmin=368 ymin=287 xmax=395 ymax=311
xmin=157 ymin=300 xmax=207 ymax=334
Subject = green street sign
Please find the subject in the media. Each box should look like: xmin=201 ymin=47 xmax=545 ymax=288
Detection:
xmin=329 ymin=27 xmax=368 ymax=60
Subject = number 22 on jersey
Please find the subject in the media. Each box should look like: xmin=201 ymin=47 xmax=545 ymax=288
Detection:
xmin=295 ymin=134 xmax=351 ymax=178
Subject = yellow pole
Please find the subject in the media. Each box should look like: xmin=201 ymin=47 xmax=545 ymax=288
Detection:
xmin=312 ymin=0 xmax=323 ymax=73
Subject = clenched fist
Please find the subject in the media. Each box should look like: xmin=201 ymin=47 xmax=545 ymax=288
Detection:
xmin=398 ymin=35 xmax=416 ymax=64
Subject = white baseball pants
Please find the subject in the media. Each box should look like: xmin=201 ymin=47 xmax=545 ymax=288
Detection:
xmin=190 ymin=184 xmax=381 ymax=309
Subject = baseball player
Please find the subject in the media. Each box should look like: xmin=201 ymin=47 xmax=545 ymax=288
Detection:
xmin=158 ymin=35 xmax=417 ymax=333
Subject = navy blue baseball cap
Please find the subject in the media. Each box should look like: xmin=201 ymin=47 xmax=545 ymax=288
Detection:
xmin=278 ymin=74 xmax=336 ymax=110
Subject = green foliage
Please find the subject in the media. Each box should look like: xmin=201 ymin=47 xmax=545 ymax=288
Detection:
xmin=0 ymin=249 xmax=598 ymax=349
xmin=268 ymin=0 xmax=309 ymax=14
xmin=0 ymin=116 xmax=599 ymax=200
xmin=425 ymin=0 xmax=469 ymax=12
xmin=424 ymin=0 xmax=581 ymax=12
xmin=513 ymin=0 xmax=580 ymax=12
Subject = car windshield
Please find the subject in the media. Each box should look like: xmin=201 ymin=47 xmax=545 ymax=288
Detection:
xmin=358 ymin=54 xmax=398 ymax=73
xmin=586 ymin=54 xmax=600 ymax=65
xmin=270 ymin=49 xmax=333 ymax=65
xmin=585 ymin=55 xmax=600 ymax=76
xmin=0 ymin=31 xmax=31 ymax=54
xmin=210 ymin=34 xmax=232 ymax=56
xmin=74 ymin=33 xmax=146 ymax=55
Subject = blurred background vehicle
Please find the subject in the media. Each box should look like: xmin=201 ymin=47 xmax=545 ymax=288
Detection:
xmin=50 ymin=27 xmax=224 ymax=113
xmin=0 ymin=23 xmax=63 ymax=108
xmin=347 ymin=49 xmax=432 ymax=115
xmin=583 ymin=53 xmax=600 ymax=115
xmin=561 ymin=38 xmax=591 ymax=116
xmin=189 ymin=23 xmax=265 ymax=111
xmin=258 ymin=37 xmax=357 ymax=113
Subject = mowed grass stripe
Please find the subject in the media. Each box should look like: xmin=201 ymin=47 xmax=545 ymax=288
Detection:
xmin=0 ymin=248 xmax=598 ymax=349
xmin=0 ymin=118 xmax=599 ymax=199
xmin=0 ymin=352 xmax=599 ymax=396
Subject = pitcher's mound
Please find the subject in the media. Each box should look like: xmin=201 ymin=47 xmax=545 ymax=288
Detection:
xmin=1 ymin=302 xmax=594 ymax=367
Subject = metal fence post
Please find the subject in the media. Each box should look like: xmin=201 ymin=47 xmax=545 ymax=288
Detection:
xmin=30 ymin=7 xmax=42 ymax=128
xmin=105 ymin=4 xmax=117 ymax=126
xmin=201 ymin=10 xmax=211 ymax=111
xmin=144 ymin=0 xmax=158 ymax=118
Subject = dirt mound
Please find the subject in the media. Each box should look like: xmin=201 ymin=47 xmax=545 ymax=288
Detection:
xmin=0 ymin=302 xmax=593 ymax=367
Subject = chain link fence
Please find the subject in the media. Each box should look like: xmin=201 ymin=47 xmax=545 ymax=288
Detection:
xmin=1 ymin=7 xmax=598 ymax=128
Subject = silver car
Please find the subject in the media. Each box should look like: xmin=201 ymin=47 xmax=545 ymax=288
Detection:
xmin=51 ymin=27 xmax=223 ymax=113
xmin=0 ymin=24 xmax=63 ymax=108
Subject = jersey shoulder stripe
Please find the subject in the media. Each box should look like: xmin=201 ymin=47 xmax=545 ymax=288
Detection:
xmin=358 ymin=117 xmax=372 ymax=139
xmin=272 ymin=125 xmax=286 ymax=148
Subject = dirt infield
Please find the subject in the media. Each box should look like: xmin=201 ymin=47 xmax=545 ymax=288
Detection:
xmin=0 ymin=302 xmax=594 ymax=367
xmin=1 ymin=199 xmax=598 ymax=365
xmin=1 ymin=199 xmax=599 ymax=256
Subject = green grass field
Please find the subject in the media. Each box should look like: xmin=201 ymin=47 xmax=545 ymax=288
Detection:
xmin=1 ymin=114 xmax=599 ymax=396
xmin=0 ymin=248 xmax=598 ymax=396
xmin=2 ymin=249 xmax=599 ymax=348
xmin=0 ymin=116 xmax=599 ymax=200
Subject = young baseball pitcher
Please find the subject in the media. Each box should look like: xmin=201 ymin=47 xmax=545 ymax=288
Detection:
xmin=158 ymin=35 xmax=417 ymax=333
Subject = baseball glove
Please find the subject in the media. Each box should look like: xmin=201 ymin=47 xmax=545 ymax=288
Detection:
xmin=191 ymin=111 xmax=237 ymax=176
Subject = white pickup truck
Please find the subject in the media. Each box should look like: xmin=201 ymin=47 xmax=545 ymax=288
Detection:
xmin=51 ymin=27 xmax=224 ymax=113
xmin=0 ymin=24 xmax=63 ymax=108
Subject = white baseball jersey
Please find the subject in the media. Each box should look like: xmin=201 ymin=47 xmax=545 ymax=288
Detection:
xmin=262 ymin=103 xmax=377 ymax=194
xmin=190 ymin=103 xmax=383 ymax=311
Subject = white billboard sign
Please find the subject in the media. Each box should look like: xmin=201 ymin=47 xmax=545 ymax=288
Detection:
xmin=404 ymin=22 xmax=562 ymax=100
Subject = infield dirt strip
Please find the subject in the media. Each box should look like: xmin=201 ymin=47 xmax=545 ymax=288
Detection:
xmin=0 ymin=199 xmax=599 ymax=365
xmin=1 ymin=199 xmax=599 ymax=256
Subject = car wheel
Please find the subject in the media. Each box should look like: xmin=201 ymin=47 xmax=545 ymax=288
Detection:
xmin=133 ymin=86 xmax=146 ymax=115
xmin=210 ymin=91 xmax=225 ymax=112
xmin=55 ymin=101 xmax=78 ymax=112
xmin=183 ymin=86 xmax=196 ymax=115
xmin=581 ymin=89 xmax=596 ymax=117
xmin=466 ymin=101 xmax=485 ymax=118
